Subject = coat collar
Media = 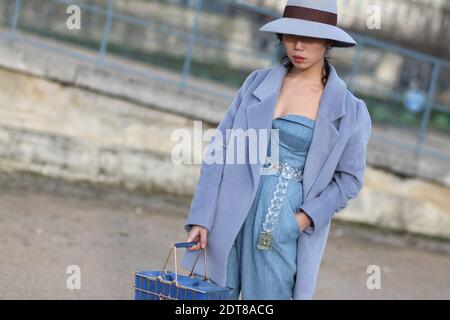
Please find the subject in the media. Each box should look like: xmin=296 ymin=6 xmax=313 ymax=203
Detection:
xmin=246 ymin=62 xmax=348 ymax=201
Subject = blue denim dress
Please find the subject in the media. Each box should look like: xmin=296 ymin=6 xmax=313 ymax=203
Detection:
xmin=223 ymin=114 xmax=315 ymax=299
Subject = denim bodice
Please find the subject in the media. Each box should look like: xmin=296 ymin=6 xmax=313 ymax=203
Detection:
xmin=266 ymin=114 xmax=315 ymax=170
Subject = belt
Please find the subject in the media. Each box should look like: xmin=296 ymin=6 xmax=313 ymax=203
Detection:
xmin=257 ymin=156 xmax=304 ymax=250
xmin=260 ymin=156 xmax=304 ymax=183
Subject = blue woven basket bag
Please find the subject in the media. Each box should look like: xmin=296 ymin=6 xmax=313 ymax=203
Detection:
xmin=133 ymin=241 xmax=233 ymax=300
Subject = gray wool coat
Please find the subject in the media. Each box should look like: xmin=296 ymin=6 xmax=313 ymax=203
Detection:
xmin=180 ymin=62 xmax=372 ymax=300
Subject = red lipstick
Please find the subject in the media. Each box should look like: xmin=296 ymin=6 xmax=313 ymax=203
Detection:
xmin=293 ymin=55 xmax=306 ymax=63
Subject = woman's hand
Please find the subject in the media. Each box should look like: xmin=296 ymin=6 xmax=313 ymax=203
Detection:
xmin=294 ymin=211 xmax=312 ymax=231
xmin=186 ymin=225 xmax=208 ymax=251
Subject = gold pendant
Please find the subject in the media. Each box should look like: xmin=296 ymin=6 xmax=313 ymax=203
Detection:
xmin=257 ymin=231 xmax=272 ymax=250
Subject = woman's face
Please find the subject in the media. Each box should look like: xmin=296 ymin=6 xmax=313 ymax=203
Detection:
xmin=282 ymin=34 xmax=333 ymax=70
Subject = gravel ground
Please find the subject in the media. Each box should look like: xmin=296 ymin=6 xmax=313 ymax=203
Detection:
xmin=0 ymin=171 xmax=449 ymax=300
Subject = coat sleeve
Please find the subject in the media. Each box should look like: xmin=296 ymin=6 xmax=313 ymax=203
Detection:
xmin=184 ymin=70 xmax=258 ymax=233
xmin=298 ymin=98 xmax=372 ymax=234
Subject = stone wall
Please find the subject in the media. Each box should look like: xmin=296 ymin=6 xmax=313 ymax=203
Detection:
xmin=0 ymin=41 xmax=449 ymax=240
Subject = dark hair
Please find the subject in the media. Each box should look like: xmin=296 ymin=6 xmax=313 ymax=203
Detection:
xmin=276 ymin=33 xmax=332 ymax=87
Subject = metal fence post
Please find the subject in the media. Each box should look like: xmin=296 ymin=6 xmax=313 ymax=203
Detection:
xmin=178 ymin=0 xmax=203 ymax=90
xmin=98 ymin=0 xmax=116 ymax=66
xmin=348 ymin=38 xmax=363 ymax=91
xmin=10 ymin=0 xmax=22 ymax=41
xmin=270 ymin=41 xmax=281 ymax=66
xmin=415 ymin=62 xmax=441 ymax=156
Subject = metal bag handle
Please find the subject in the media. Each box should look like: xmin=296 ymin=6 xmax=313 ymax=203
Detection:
xmin=159 ymin=241 xmax=208 ymax=285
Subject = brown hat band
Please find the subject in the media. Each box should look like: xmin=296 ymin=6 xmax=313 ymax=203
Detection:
xmin=282 ymin=5 xmax=337 ymax=26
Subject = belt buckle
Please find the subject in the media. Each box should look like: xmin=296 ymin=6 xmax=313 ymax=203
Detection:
xmin=260 ymin=156 xmax=278 ymax=175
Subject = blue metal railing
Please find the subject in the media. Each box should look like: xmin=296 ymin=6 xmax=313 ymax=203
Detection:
xmin=1 ymin=0 xmax=449 ymax=163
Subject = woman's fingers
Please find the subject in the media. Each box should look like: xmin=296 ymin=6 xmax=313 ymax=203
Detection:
xmin=186 ymin=226 xmax=208 ymax=251
xmin=187 ymin=244 xmax=200 ymax=251
xmin=190 ymin=240 xmax=201 ymax=251
xmin=199 ymin=228 xmax=208 ymax=249
xmin=187 ymin=230 xmax=200 ymax=251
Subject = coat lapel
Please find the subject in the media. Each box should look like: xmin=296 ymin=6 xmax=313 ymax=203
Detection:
xmin=245 ymin=63 xmax=347 ymax=201
xmin=246 ymin=64 xmax=286 ymax=188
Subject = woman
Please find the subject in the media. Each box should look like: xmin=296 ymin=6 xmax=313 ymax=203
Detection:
xmin=181 ymin=0 xmax=372 ymax=299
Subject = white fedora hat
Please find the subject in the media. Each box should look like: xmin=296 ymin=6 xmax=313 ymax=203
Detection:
xmin=259 ymin=0 xmax=357 ymax=48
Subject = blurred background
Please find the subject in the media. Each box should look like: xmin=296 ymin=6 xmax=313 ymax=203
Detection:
xmin=0 ymin=0 xmax=449 ymax=299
